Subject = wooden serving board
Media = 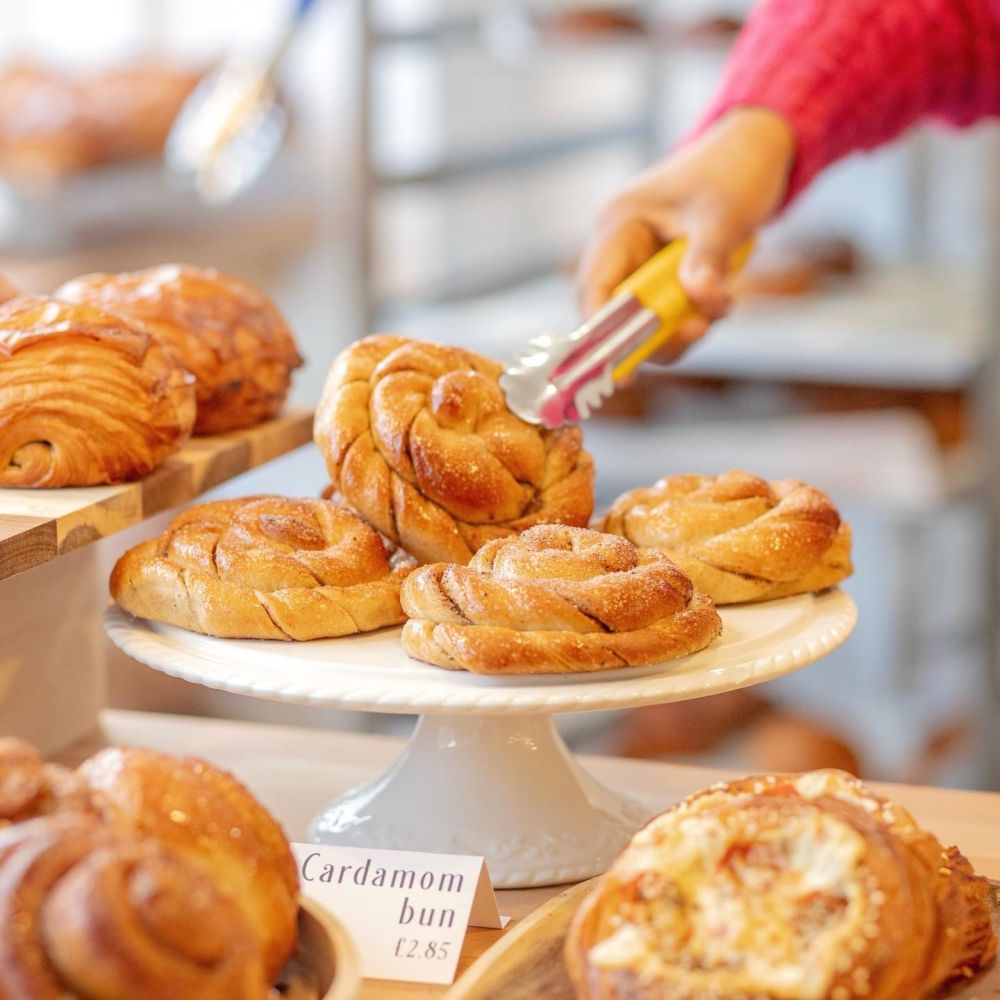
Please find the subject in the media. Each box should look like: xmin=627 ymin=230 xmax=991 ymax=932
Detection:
xmin=0 ymin=408 xmax=313 ymax=583
xmin=446 ymin=879 xmax=1000 ymax=1000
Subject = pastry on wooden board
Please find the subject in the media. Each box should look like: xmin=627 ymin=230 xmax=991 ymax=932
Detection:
xmin=567 ymin=770 xmax=996 ymax=1000
xmin=314 ymin=334 xmax=595 ymax=564
xmin=600 ymin=469 xmax=852 ymax=604
xmin=111 ymin=495 xmax=415 ymax=640
xmin=0 ymin=295 xmax=196 ymax=487
xmin=0 ymin=736 xmax=300 ymax=996
xmin=401 ymin=523 xmax=721 ymax=674
xmin=57 ymin=264 xmax=303 ymax=435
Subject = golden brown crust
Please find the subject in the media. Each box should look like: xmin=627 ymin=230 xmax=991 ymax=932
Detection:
xmin=0 ymin=295 xmax=196 ymax=487
xmin=600 ymin=470 xmax=852 ymax=604
xmin=111 ymin=495 xmax=415 ymax=640
xmin=75 ymin=64 xmax=200 ymax=160
xmin=401 ymin=524 xmax=721 ymax=674
xmin=0 ymin=63 xmax=199 ymax=179
xmin=0 ymin=814 xmax=270 ymax=999
xmin=0 ymin=739 xmax=94 ymax=827
xmin=79 ymin=747 xmax=299 ymax=982
xmin=57 ymin=265 xmax=303 ymax=435
xmin=566 ymin=770 xmax=996 ymax=1000
xmin=315 ymin=334 xmax=595 ymax=564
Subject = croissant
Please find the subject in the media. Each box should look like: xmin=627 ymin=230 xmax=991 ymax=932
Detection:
xmin=314 ymin=334 xmax=595 ymax=564
xmin=79 ymin=746 xmax=300 ymax=980
xmin=600 ymin=470 xmax=853 ymax=604
xmin=111 ymin=494 xmax=414 ymax=639
xmin=0 ymin=296 xmax=196 ymax=487
xmin=566 ymin=770 xmax=996 ymax=1000
xmin=56 ymin=265 xmax=303 ymax=435
xmin=0 ymin=739 xmax=94 ymax=826
xmin=401 ymin=524 xmax=721 ymax=674
xmin=0 ymin=814 xmax=270 ymax=999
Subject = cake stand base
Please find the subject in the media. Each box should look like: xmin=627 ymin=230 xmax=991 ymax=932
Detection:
xmin=308 ymin=713 xmax=650 ymax=888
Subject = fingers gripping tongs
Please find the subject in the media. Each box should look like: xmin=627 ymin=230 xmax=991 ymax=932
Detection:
xmin=500 ymin=239 xmax=752 ymax=429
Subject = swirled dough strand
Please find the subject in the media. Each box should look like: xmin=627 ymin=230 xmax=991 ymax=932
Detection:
xmin=111 ymin=495 xmax=413 ymax=639
xmin=315 ymin=335 xmax=595 ymax=564
xmin=601 ymin=469 xmax=853 ymax=604
xmin=401 ymin=524 xmax=721 ymax=674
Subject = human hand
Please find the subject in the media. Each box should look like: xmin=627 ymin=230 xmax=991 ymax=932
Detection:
xmin=578 ymin=107 xmax=795 ymax=362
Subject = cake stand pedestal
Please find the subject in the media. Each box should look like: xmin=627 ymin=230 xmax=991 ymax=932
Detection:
xmin=104 ymin=590 xmax=856 ymax=888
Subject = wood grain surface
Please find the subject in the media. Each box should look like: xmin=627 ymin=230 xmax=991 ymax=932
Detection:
xmin=0 ymin=408 xmax=313 ymax=582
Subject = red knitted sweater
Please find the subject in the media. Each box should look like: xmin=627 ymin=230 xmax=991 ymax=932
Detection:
xmin=692 ymin=0 xmax=1000 ymax=201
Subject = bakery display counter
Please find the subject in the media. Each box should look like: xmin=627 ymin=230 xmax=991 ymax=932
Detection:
xmin=0 ymin=408 xmax=312 ymax=754
xmin=59 ymin=708 xmax=1000 ymax=1000
xmin=0 ymin=406 xmax=312 ymax=582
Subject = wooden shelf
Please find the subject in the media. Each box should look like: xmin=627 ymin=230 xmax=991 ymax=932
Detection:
xmin=0 ymin=408 xmax=313 ymax=584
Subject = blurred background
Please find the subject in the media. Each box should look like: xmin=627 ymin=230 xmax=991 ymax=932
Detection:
xmin=5 ymin=0 xmax=1000 ymax=787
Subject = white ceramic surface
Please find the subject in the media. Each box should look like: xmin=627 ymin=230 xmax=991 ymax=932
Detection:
xmin=103 ymin=592 xmax=856 ymax=888
xmin=102 ymin=590 xmax=857 ymax=716
xmin=297 ymin=897 xmax=362 ymax=1000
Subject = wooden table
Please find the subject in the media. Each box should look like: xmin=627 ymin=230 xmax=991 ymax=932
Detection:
xmin=0 ymin=408 xmax=314 ymax=582
xmin=61 ymin=709 xmax=1000 ymax=1000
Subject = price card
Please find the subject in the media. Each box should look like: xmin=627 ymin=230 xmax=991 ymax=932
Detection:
xmin=292 ymin=843 xmax=506 ymax=984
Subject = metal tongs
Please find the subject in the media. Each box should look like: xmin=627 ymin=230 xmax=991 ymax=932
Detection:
xmin=501 ymin=239 xmax=753 ymax=428
xmin=165 ymin=0 xmax=320 ymax=202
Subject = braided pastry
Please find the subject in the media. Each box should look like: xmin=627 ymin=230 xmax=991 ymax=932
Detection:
xmin=57 ymin=265 xmax=302 ymax=435
xmin=110 ymin=495 xmax=414 ymax=640
xmin=567 ymin=770 xmax=996 ymax=1000
xmin=0 ymin=296 xmax=195 ymax=487
xmin=0 ymin=814 xmax=270 ymax=999
xmin=314 ymin=334 xmax=595 ymax=564
xmin=600 ymin=470 xmax=852 ymax=604
xmin=80 ymin=746 xmax=299 ymax=982
xmin=401 ymin=524 xmax=721 ymax=674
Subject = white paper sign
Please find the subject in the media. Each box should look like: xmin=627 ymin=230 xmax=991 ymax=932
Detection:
xmin=293 ymin=843 xmax=505 ymax=984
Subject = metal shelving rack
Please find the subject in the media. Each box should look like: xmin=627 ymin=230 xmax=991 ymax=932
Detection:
xmin=354 ymin=0 xmax=660 ymax=333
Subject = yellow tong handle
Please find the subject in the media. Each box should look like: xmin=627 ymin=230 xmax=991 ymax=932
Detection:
xmin=610 ymin=237 xmax=754 ymax=382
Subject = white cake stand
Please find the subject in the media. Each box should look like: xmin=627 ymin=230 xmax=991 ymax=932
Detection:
xmin=104 ymin=590 xmax=856 ymax=888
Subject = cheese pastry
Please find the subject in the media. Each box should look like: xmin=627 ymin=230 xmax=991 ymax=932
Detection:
xmin=567 ymin=770 xmax=996 ymax=1000
xmin=401 ymin=524 xmax=721 ymax=674
xmin=315 ymin=334 xmax=595 ymax=564
xmin=601 ymin=470 xmax=852 ymax=604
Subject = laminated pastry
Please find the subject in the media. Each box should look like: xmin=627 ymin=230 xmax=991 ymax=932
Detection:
xmin=566 ymin=770 xmax=996 ymax=1000
xmin=0 ymin=814 xmax=270 ymax=1000
xmin=0 ymin=295 xmax=196 ymax=487
xmin=401 ymin=524 xmax=721 ymax=674
xmin=79 ymin=747 xmax=299 ymax=982
xmin=600 ymin=470 xmax=852 ymax=604
xmin=111 ymin=495 xmax=415 ymax=639
xmin=314 ymin=334 xmax=595 ymax=564
xmin=57 ymin=264 xmax=303 ymax=435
